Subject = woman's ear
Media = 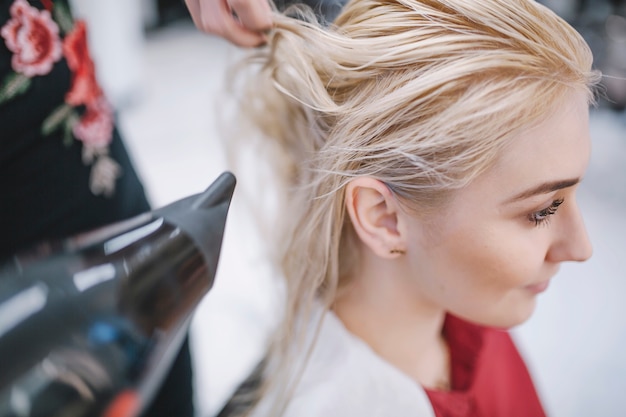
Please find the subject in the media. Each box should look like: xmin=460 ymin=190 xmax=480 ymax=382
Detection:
xmin=345 ymin=177 xmax=407 ymax=259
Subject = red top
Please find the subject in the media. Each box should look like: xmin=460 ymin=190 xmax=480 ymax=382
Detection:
xmin=425 ymin=315 xmax=546 ymax=417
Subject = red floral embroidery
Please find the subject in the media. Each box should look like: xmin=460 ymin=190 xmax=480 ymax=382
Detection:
xmin=63 ymin=19 xmax=114 ymax=152
xmin=1 ymin=0 xmax=119 ymax=196
xmin=0 ymin=0 xmax=62 ymax=77
xmin=73 ymin=97 xmax=113 ymax=149
xmin=63 ymin=20 xmax=103 ymax=107
xmin=41 ymin=0 xmax=53 ymax=12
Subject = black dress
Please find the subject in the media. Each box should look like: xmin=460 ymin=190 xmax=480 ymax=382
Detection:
xmin=0 ymin=0 xmax=150 ymax=255
xmin=0 ymin=1 xmax=193 ymax=415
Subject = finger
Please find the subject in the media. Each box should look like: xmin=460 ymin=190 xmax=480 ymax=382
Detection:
xmin=206 ymin=0 xmax=268 ymax=47
xmin=221 ymin=24 xmax=268 ymax=47
xmin=184 ymin=0 xmax=204 ymax=29
xmin=228 ymin=0 xmax=272 ymax=32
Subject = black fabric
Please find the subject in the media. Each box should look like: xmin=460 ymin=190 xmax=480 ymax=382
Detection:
xmin=0 ymin=1 xmax=194 ymax=415
xmin=142 ymin=336 xmax=195 ymax=417
xmin=0 ymin=0 xmax=144 ymax=256
xmin=0 ymin=124 xmax=151 ymax=256
xmin=0 ymin=0 xmax=150 ymax=257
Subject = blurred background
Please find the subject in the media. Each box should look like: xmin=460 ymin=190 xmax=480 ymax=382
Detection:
xmin=70 ymin=0 xmax=626 ymax=415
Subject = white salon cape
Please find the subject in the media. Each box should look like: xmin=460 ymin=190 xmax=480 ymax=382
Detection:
xmin=252 ymin=311 xmax=437 ymax=417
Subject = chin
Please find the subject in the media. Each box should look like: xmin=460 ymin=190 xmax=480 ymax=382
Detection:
xmin=493 ymin=299 xmax=538 ymax=329
xmin=460 ymin=298 xmax=538 ymax=330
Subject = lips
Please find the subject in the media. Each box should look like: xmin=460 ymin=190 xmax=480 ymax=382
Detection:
xmin=525 ymin=264 xmax=560 ymax=294
xmin=525 ymin=280 xmax=550 ymax=294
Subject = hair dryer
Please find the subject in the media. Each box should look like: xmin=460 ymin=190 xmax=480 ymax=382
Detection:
xmin=0 ymin=172 xmax=236 ymax=417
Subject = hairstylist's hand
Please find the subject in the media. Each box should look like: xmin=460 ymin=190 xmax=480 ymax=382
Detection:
xmin=185 ymin=0 xmax=272 ymax=47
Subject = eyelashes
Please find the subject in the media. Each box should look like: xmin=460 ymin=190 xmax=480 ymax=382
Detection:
xmin=529 ymin=198 xmax=564 ymax=227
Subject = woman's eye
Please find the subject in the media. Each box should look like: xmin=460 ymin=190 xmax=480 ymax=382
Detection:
xmin=529 ymin=198 xmax=565 ymax=227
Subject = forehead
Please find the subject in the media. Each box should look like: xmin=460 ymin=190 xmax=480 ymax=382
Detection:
xmin=479 ymin=91 xmax=591 ymax=201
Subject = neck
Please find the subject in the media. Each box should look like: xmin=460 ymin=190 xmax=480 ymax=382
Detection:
xmin=332 ymin=250 xmax=450 ymax=389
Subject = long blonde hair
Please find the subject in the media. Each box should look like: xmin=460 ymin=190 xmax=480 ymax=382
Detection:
xmin=221 ymin=0 xmax=600 ymax=414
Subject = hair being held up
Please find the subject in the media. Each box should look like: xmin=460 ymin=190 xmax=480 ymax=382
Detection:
xmin=219 ymin=0 xmax=600 ymax=415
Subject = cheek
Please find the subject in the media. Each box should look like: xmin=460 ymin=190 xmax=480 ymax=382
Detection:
xmin=465 ymin=226 xmax=554 ymax=289
xmin=416 ymin=225 xmax=544 ymax=299
xmin=438 ymin=228 xmax=553 ymax=326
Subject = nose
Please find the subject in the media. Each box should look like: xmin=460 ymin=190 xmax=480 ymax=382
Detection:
xmin=546 ymin=203 xmax=593 ymax=263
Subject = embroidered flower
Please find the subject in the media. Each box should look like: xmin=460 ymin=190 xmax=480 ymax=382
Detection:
xmin=63 ymin=20 xmax=102 ymax=107
xmin=73 ymin=97 xmax=114 ymax=152
xmin=0 ymin=0 xmax=62 ymax=77
xmin=62 ymin=17 xmax=119 ymax=196
xmin=90 ymin=154 xmax=121 ymax=197
xmin=1 ymin=0 xmax=120 ymax=198
xmin=41 ymin=0 xmax=53 ymax=12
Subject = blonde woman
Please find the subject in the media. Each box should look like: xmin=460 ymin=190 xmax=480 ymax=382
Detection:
xmin=218 ymin=0 xmax=601 ymax=416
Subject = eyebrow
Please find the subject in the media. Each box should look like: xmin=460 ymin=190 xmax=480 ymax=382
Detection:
xmin=506 ymin=178 xmax=581 ymax=203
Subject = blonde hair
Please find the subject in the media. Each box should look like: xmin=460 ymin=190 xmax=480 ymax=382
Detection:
xmin=221 ymin=0 xmax=600 ymax=414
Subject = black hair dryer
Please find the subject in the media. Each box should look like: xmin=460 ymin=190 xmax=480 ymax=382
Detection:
xmin=0 ymin=172 xmax=236 ymax=417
